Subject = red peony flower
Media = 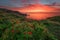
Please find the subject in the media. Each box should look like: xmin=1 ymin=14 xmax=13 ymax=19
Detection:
xmin=27 ymin=32 xmax=32 ymax=35
xmin=24 ymin=32 xmax=32 ymax=35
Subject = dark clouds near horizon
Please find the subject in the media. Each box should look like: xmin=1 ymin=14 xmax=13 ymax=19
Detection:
xmin=0 ymin=0 xmax=60 ymax=7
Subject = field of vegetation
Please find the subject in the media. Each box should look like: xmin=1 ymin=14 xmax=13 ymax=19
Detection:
xmin=0 ymin=8 xmax=60 ymax=40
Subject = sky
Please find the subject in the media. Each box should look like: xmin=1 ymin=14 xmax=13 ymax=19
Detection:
xmin=0 ymin=0 xmax=60 ymax=20
xmin=0 ymin=0 xmax=60 ymax=7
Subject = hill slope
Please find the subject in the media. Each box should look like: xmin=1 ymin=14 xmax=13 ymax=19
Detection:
xmin=0 ymin=8 xmax=59 ymax=40
xmin=41 ymin=16 xmax=60 ymax=40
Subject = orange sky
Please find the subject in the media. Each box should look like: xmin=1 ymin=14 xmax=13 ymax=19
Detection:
xmin=17 ymin=4 xmax=60 ymax=20
xmin=0 ymin=4 xmax=60 ymax=20
xmin=18 ymin=4 xmax=60 ymax=13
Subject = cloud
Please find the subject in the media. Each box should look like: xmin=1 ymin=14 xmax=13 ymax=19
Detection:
xmin=52 ymin=2 xmax=60 ymax=6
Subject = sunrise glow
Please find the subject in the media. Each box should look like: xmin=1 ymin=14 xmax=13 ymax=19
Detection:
xmin=14 ymin=4 xmax=59 ymax=20
xmin=1 ymin=4 xmax=59 ymax=20
xmin=18 ymin=4 xmax=57 ymax=13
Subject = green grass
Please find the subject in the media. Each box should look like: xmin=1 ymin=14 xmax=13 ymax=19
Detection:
xmin=0 ymin=8 xmax=60 ymax=40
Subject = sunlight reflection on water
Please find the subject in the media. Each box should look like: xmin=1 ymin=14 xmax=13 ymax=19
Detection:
xmin=26 ymin=12 xmax=60 ymax=20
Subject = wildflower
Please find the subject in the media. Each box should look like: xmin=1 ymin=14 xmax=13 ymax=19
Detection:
xmin=24 ymin=32 xmax=32 ymax=35
xmin=27 ymin=32 xmax=32 ymax=35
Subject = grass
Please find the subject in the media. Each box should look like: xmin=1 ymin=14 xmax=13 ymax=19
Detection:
xmin=0 ymin=8 xmax=60 ymax=40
